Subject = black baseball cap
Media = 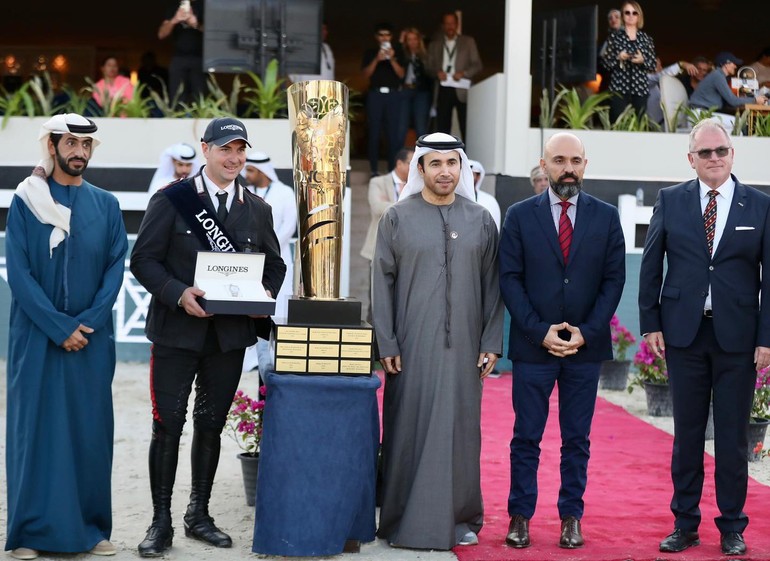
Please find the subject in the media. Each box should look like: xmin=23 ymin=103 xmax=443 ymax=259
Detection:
xmin=201 ymin=117 xmax=251 ymax=147
xmin=714 ymin=51 xmax=743 ymax=67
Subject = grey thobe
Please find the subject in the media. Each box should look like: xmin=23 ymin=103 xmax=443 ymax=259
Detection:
xmin=372 ymin=193 xmax=504 ymax=550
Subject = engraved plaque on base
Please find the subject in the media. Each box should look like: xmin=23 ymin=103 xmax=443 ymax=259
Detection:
xmin=273 ymin=298 xmax=373 ymax=377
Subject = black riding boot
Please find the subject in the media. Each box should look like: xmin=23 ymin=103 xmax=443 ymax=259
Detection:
xmin=183 ymin=429 xmax=232 ymax=548
xmin=138 ymin=426 xmax=180 ymax=557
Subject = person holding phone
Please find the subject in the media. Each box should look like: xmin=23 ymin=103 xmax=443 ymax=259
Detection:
xmin=600 ymin=1 xmax=657 ymax=122
xmin=158 ymin=0 xmax=206 ymax=106
xmin=361 ymin=22 xmax=406 ymax=178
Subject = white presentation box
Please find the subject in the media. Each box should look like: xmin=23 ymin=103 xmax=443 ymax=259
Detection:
xmin=194 ymin=251 xmax=276 ymax=315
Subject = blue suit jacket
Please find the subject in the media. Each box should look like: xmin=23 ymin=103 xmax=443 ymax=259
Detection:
xmin=499 ymin=190 xmax=626 ymax=363
xmin=638 ymin=176 xmax=770 ymax=352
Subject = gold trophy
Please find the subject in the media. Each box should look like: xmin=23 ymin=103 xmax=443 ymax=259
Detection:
xmin=287 ymin=79 xmax=348 ymax=300
xmin=276 ymin=80 xmax=373 ymax=376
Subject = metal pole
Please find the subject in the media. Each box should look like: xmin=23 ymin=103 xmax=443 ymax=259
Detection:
xmin=549 ymin=17 xmax=557 ymax=106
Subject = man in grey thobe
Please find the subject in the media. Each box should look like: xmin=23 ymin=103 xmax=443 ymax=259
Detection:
xmin=372 ymin=132 xmax=504 ymax=550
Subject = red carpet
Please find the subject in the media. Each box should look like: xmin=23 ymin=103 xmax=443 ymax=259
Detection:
xmin=442 ymin=373 xmax=770 ymax=561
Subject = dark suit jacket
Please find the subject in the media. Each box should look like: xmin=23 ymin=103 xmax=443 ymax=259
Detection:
xmin=499 ymin=190 xmax=626 ymax=363
xmin=130 ymin=171 xmax=286 ymax=353
xmin=426 ymin=34 xmax=482 ymax=103
xmin=639 ymin=176 xmax=770 ymax=352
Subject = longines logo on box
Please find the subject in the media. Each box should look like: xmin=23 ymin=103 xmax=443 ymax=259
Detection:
xmin=206 ymin=265 xmax=249 ymax=277
xmin=304 ymin=96 xmax=340 ymax=119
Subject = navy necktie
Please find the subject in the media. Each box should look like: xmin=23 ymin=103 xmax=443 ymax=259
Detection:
xmin=216 ymin=191 xmax=228 ymax=222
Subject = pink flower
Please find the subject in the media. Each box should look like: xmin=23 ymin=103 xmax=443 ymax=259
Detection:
xmin=225 ymin=388 xmax=266 ymax=456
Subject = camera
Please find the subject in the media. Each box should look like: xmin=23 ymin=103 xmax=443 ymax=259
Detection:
xmin=179 ymin=0 xmax=191 ymax=14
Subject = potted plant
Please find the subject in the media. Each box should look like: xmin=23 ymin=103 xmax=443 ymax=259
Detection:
xmin=599 ymin=314 xmax=637 ymax=390
xmin=629 ymin=340 xmax=672 ymax=416
xmin=749 ymin=367 xmax=770 ymax=462
xmin=225 ymin=387 xmax=266 ymax=506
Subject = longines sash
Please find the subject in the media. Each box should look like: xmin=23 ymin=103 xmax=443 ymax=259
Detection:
xmin=163 ymin=178 xmax=240 ymax=252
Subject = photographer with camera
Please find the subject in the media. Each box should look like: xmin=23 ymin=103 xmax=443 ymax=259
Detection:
xmin=361 ymin=22 xmax=406 ymax=178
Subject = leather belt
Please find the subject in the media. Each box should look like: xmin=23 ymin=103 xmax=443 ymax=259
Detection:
xmin=703 ymin=309 xmax=713 ymax=318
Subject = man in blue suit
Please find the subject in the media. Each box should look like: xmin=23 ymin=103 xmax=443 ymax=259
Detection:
xmin=499 ymin=132 xmax=625 ymax=549
xmin=639 ymin=119 xmax=770 ymax=556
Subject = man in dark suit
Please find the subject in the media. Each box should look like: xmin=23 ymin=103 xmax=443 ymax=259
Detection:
xmin=499 ymin=132 xmax=625 ymax=550
xmin=426 ymin=11 xmax=483 ymax=140
xmin=130 ymin=117 xmax=285 ymax=557
xmin=639 ymin=119 xmax=770 ymax=556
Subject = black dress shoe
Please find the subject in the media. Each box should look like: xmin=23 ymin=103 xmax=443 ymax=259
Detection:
xmin=184 ymin=515 xmax=232 ymax=548
xmin=559 ymin=516 xmax=584 ymax=548
xmin=138 ymin=522 xmax=174 ymax=557
xmin=505 ymin=514 xmax=530 ymax=548
xmin=659 ymin=528 xmax=700 ymax=552
xmin=721 ymin=532 xmax=746 ymax=555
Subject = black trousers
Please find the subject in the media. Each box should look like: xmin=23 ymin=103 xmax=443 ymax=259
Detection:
xmin=435 ymin=86 xmax=467 ymax=140
xmin=609 ymin=93 xmax=647 ymax=122
xmin=665 ymin=317 xmax=756 ymax=533
xmin=366 ymin=90 xmax=403 ymax=175
xmin=150 ymin=324 xmax=246 ymax=437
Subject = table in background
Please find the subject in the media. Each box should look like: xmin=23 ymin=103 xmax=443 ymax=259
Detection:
xmin=252 ymin=372 xmax=381 ymax=557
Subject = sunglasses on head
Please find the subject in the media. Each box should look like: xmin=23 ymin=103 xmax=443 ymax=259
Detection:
xmin=624 ymin=10 xmax=638 ymax=15
xmin=691 ymin=147 xmax=731 ymax=159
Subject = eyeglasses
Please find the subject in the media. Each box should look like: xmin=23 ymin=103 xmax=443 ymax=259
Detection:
xmin=377 ymin=32 xmax=392 ymax=37
xmin=624 ymin=10 xmax=639 ymax=15
xmin=690 ymin=146 xmax=731 ymax=159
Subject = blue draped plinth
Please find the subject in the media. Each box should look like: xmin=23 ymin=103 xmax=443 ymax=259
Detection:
xmin=252 ymin=372 xmax=381 ymax=556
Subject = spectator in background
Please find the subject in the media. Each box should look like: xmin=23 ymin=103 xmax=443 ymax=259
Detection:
xmin=148 ymin=142 xmax=201 ymax=193
xmin=158 ymin=0 xmax=206 ymax=106
xmin=677 ymin=56 xmax=712 ymax=97
xmin=361 ymin=147 xmax=413 ymax=324
xmin=361 ymin=22 xmax=406 ymax=177
xmin=138 ymin=50 xmax=169 ymax=98
xmin=289 ymin=22 xmax=335 ymax=82
xmin=598 ymin=9 xmax=623 ymax=94
xmin=689 ymin=51 xmax=767 ymax=131
xmin=469 ymin=159 xmax=501 ymax=232
xmin=92 ymin=55 xmax=134 ymax=110
xmin=427 ymin=11 xmax=483 ymax=141
xmin=398 ymin=27 xmax=433 ymax=146
xmin=240 ymin=151 xmax=297 ymax=375
xmin=647 ymin=58 xmax=700 ymax=126
xmin=530 ymin=165 xmax=549 ymax=195
xmin=601 ymin=1 xmax=656 ymax=122
xmin=748 ymin=47 xmax=770 ymax=88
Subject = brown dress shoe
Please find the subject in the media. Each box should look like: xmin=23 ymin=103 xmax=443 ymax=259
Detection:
xmin=559 ymin=516 xmax=584 ymax=548
xmin=505 ymin=514 xmax=530 ymax=548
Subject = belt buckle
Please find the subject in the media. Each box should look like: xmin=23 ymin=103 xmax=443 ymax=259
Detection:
xmin=379 ymin=87 xmax=390 ymax=94
xmin=703 ymin=309 xmax=713 ymax=318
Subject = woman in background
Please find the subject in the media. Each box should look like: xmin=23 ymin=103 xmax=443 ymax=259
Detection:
xmin=601 ymin=1 xmax=656 ymax=122
xmin=92 ymin=55 xmax=134 ymax=111
xmin=398 ymin=28 xmax=433 ymax=146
